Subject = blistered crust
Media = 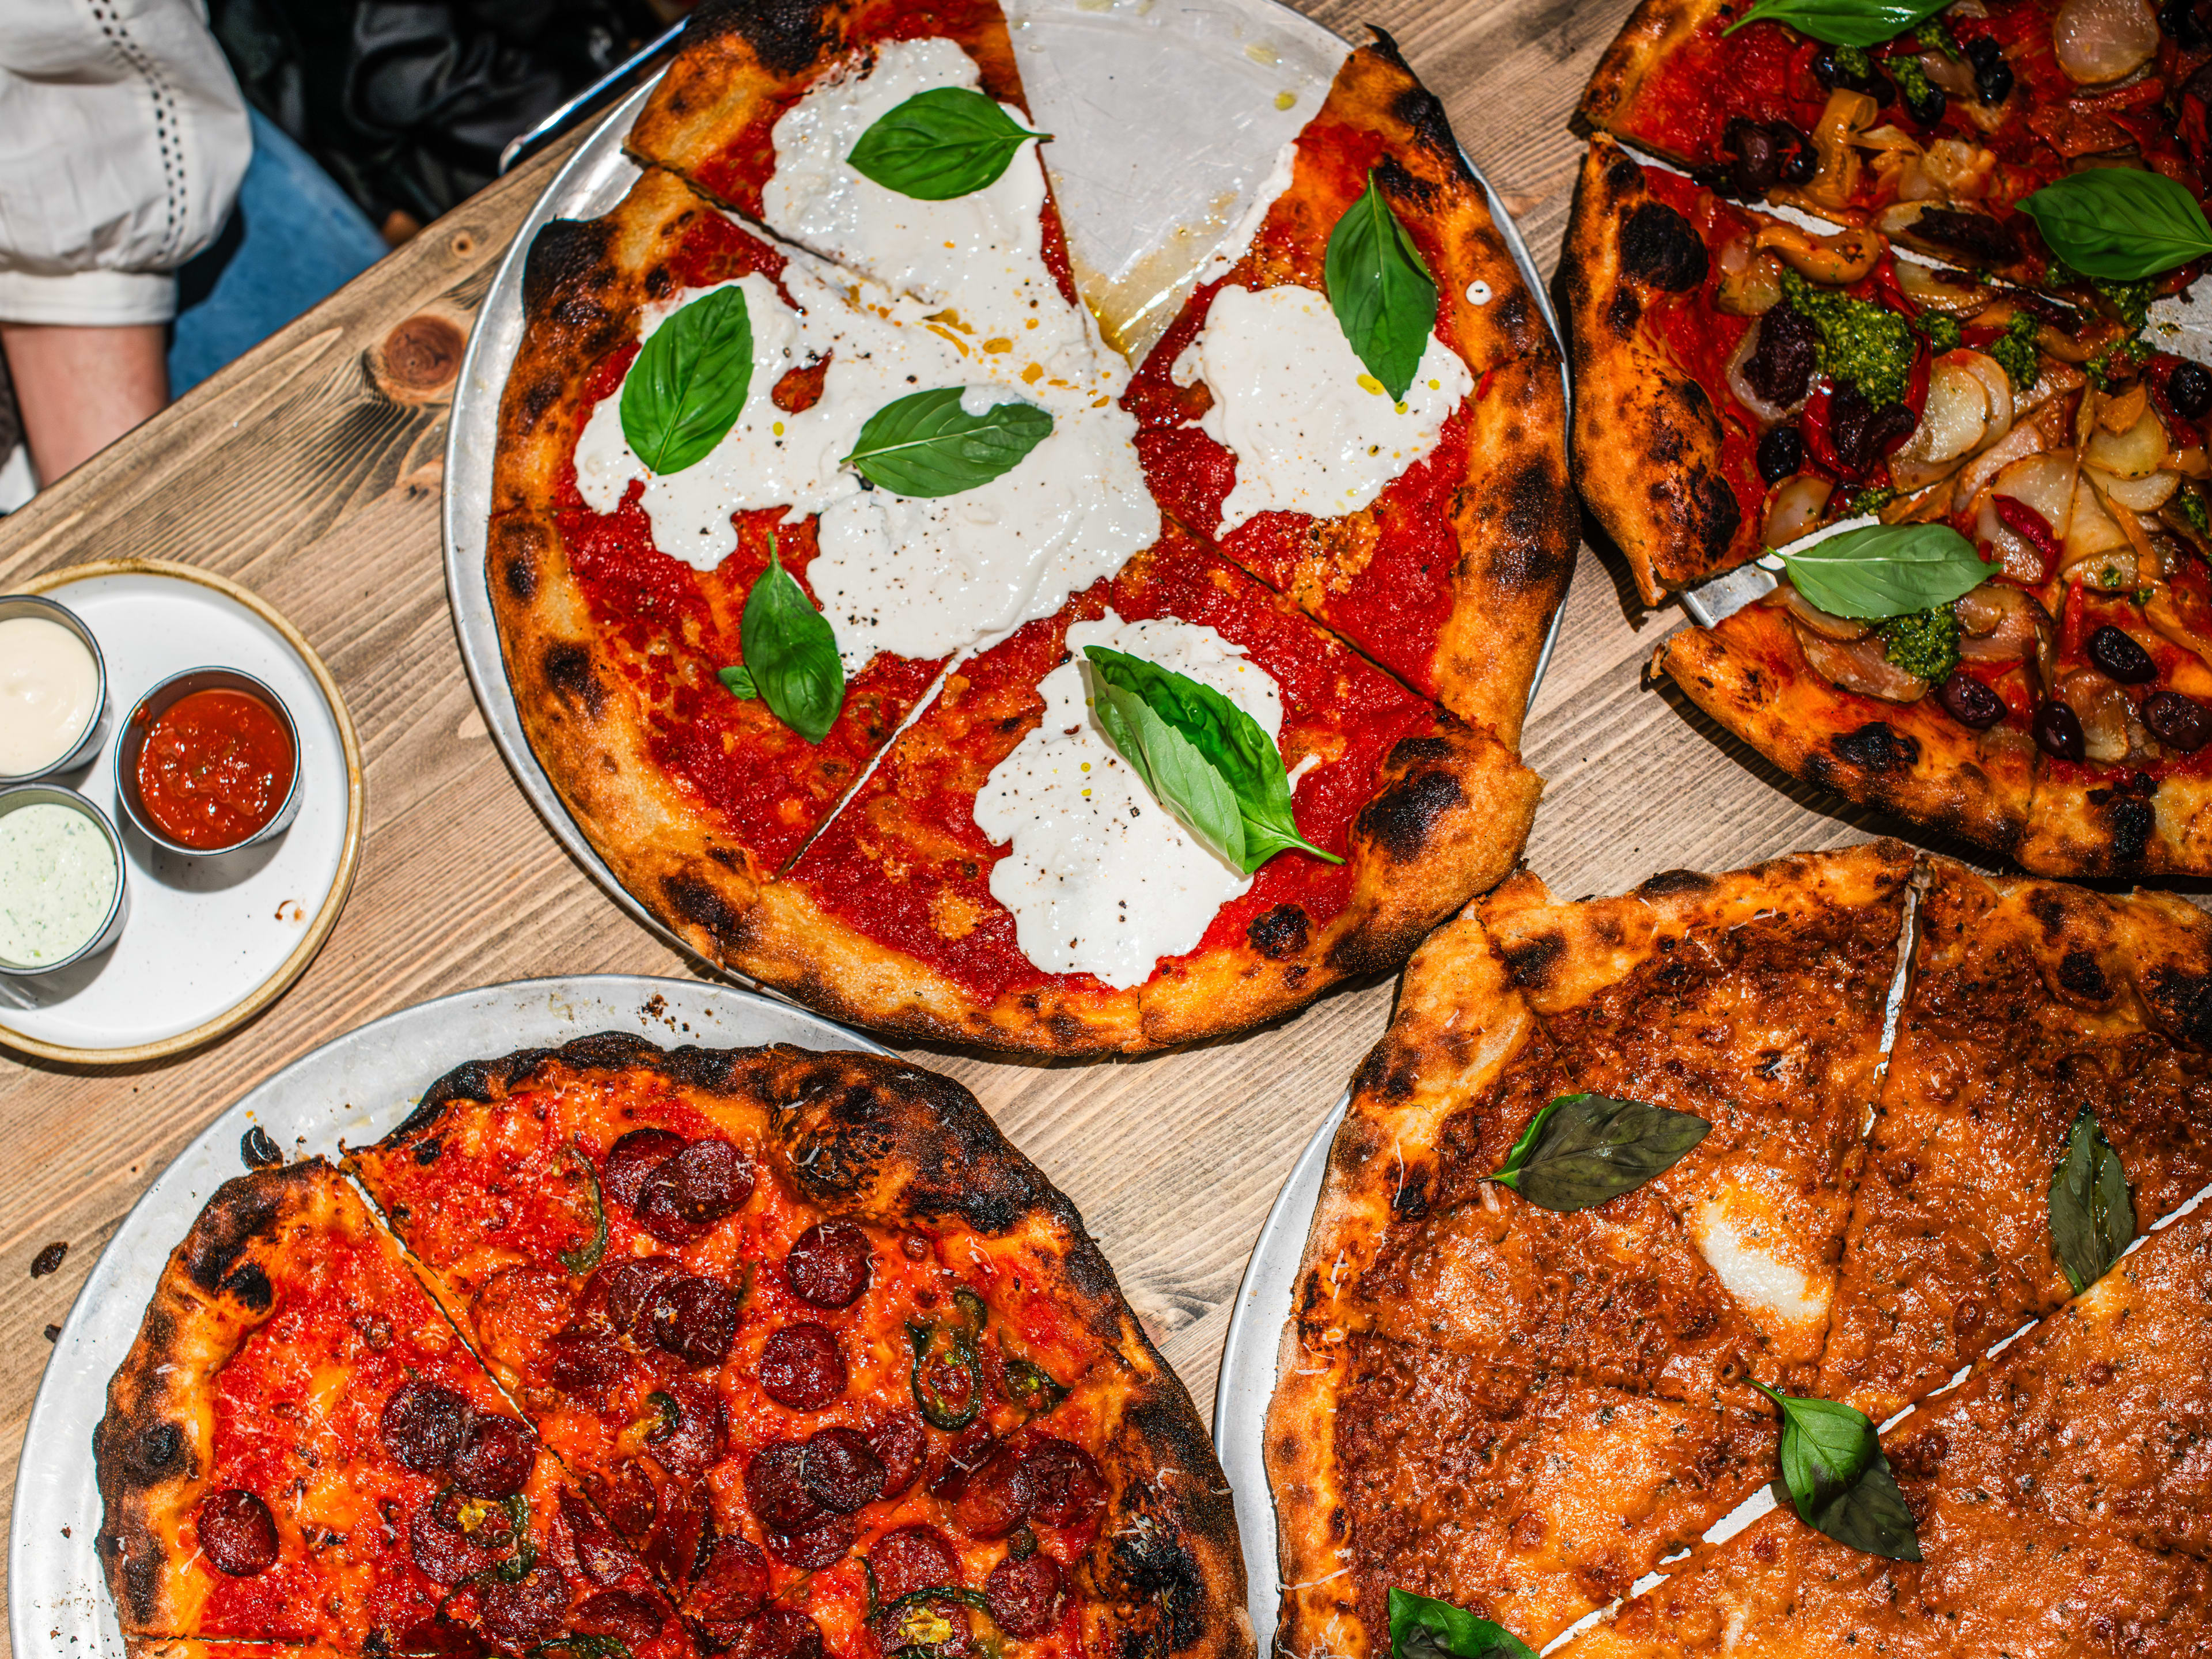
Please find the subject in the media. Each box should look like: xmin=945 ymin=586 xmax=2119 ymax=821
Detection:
xmin=1574 ymin=0 xmax=1731 ymax=153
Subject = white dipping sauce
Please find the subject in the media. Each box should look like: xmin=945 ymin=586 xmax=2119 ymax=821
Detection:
xmin=0 ymin=616 xmax=99 ymax=775
xmin=0 ymin=802 xmax=118 ymax=965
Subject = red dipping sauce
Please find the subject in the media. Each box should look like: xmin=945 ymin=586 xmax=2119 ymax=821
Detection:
xmin=134 ymin=688 xmax=295 ymax=849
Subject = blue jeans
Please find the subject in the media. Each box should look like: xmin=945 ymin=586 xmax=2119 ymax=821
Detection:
xmin=169 ymin=108 xmax=389 ymax=395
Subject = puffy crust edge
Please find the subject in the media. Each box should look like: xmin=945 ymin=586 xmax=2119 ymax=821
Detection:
xmin=2020 ymin=767 xmax=2212 ymax=878
xmin=1562 ymin=136 xmax=1749 ymax=605
xmin=1575 ymin=0 xmax=1730 ymax=153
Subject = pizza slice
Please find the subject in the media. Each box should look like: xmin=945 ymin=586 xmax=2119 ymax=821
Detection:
xmin=94 ymin=1161 xmax=692 ymax=1659
xmin=1818 ymin=856 xmax=2212 ymax=1419
xmin=741 ymin=529 xmax=1540 ymax=1052
xmin=347 ymin=1037 xmax=1252 ymax=1659
xmin=1119 ymin=36 xmax=1573 ymax=745
xmin=1578 ymin=0 xmax=2211 ymax=293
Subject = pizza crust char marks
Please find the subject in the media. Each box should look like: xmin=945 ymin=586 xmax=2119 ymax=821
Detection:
xmin=101 ymin=1038 xmax=1253 ymax=1659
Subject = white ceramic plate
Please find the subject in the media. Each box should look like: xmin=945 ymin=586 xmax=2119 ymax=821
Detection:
xmin=0 ymin=560 xmax=363 ymax=1063
xmin=442 ymin=0 xmax=1569 ymax=974
xmin=8 ymin=975 xmax=888 ymax=1658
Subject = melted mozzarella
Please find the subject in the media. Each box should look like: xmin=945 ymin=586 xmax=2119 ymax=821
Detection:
xmin=973 ymin=612 xmax=1284 ymax=988
xmin=1171 ymin=283 xmax=1472 ymax=532
xmin=1690 ymin=1195 xmax=1827 ymax=1332
xmin=571 ymin=253 xmax=1156 ymax=672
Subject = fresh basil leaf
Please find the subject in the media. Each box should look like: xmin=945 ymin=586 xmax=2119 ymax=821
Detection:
xmin=620 ymin=285 xmax=753 ymax=475
xmin=719 ymin=664 xmax=758 ymax=699
xmin=1723 ymin=0 xmax=1949 ymax=46
xmin=2018 ymin=170 xmax=2212 ymax=283
xmin=1388 ymin=1588 xmax=1539 ymax=1659
xmin=846 ymin=86 xmax=1048 ymax=202
xmin=1753 ymin=1383 xmax=1923 ymax=1561
xmin=844 ymin=386 xmax=1052 ymax=497
xmin=1092 ymin=674 xmax=1248 ymax=869
xmin=1084 ymin=645 xmax=1342 ymax=874
xmin=1780 ymin=523 xmax=1993 ymax=620
xmin=1324 ymin=172 xmax=1440 ymax=404
xmin=740 ymin=543 xmax=844 ymax=744
xmin=1488 ymin=1094 xmax=1709 ymax=1211
xmin=2050 ymin=1108 xmax=2135 ymax=1294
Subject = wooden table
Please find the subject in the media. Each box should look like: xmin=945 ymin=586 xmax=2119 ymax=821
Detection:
xmin=0 ymin=0 xmax=1908 ymax=1639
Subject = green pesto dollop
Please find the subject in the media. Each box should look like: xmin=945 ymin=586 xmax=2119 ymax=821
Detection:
xmin=2180 ymin=490 xmax=2211 ymax=536
xmin=1878 ymin=604 xmax=1962 ymax=683
xmin=1987 ymin=311 xmax=2041 ymax=392
xmin=1914 ymin=17 xmax=1962 ymax=56
xmin=1917 ymin=312 xmax=1963 ymax=353
xmin=1781 ymin=270 xmax=1918 ymax=407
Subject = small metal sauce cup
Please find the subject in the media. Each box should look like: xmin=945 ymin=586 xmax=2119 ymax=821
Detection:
xmin=0 ymin=594 xmax=108 ymax=785
xmin=113 ymin=668 xmax=303 ymax=857
xmin=0 ymin=785 xmax=130 ymax=976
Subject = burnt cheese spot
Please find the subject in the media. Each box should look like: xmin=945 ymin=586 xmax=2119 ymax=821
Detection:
xmin=1619 ymin=203 xmax=1708 ymax=291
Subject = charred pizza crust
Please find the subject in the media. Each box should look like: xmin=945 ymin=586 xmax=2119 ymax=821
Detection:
xmin=1576 ymin=0 xmax=1731 ymax=157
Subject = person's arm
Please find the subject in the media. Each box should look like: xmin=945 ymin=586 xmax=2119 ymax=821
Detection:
xmin=0 ymin=323 xmax=169 ymax=482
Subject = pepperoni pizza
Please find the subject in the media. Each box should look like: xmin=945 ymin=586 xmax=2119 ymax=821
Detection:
xmin=99 ymin=1039 xmax=1250 ymax=1659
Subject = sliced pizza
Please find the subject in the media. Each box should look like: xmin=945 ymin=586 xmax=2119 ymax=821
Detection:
xmin=94 ymin=1160 xmax=691 ymax=1659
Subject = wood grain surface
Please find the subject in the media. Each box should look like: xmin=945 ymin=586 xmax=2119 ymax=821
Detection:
xmin=0 ymin=0 xmax=1940 ymax=1642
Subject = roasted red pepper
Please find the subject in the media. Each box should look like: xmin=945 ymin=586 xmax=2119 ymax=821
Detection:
xmin=1995 ymin=497 xmax=2062 ymax=584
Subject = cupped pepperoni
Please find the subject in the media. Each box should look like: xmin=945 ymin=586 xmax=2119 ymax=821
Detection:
xmin=196 ymin=1488 xmax=278 ymax=1577
xmin=451 ymin=1415 xmax=536 ymax=1499
xmin=931 ymin=1424 xmax=997 ymax=1499
xmin=409 ymin=1502 xmax=494 ymax=1586
xmin=680 ymin=1535 xmax=770 ymax=1626
xmin=985 ymin=1552 xmax=1063 ymax=1638
xmin=574 ymin=1589 xmax=670 ymax=1649
xmin=548 ymin=1330 xmax=630 ymax=1402
xmin=783 ymin=1221 xmax=873 ymax=1309
xmin=560 ymin=1487 xmax=641 ymax=1586
xmin=598 ymin=1256 xmax=683 ymax=1343
xmin=743 ymin=1441 xmax=827 ymax=1535
xmin=950 ymin=1442 xmax=1035 ymax=1539
xmin=866 ymin=1525 xmax=963 ymax=1601
xmin=644 ymin=1480 xmax=709 ymax=1589
xmin=868 ymin=1412 xmax=929 ymax=1498
xmin=764 ymin=1512 xmax=855 ymax=1570
xmin=478 ymin=1562 xmax=570 ymax=1653
xmin=799 ymin=1426 xmax=885 ymax=1513
xmin=726 ymin=1608 xmax=825 ymax=1659
xmin=602 ymin=1128 xmax=687 ymax=1210
xmin=472 ymin=1265 xmax=575 ymax=1370
xmin=647 ymin=1274 xmax=741 ymax=1366
xmin=759 ymin=1323 xmax=846 ymax=1410
xmin=635 ymin=1139 xmax=753 ymax=1244
xmin=646 ymin=1376 xmax=724 ymax=1481
xmin=1023 ymin=1438 xmax=1105 ymax=1528
xmin=380 ymin=1380 xmax=471 ymax=1474
xmin=589 ymin=1460 xmax=659 ymax=1538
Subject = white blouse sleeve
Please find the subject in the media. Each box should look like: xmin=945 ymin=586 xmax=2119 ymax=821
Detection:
xmin=0 ymin=0 xmax=252 ymax=327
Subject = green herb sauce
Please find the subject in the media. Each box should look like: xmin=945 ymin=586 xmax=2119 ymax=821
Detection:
xmin=1877 ymin=605 xmax=1961 ymax=682
xmin=1782 ymin=270 xmax=1918 ymax=406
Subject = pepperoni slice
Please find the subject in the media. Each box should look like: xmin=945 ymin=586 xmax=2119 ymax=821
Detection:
xmin=601 ymin=1128 xmax=686 ymax=1210
xmin=950 ymin=1441 xmax=1035 ymax=1539
xmin=597 ymin=1256 xmax=683 ymax=1343
xmin=644 ymin=1480 xmax=709 ymax=1589
xmin=800 ymin=1426 xmax=885 ymax=1513
xmin=647 ymin=1275 xmax=741 ymax=1366
xmin=589 ymin=1460 xmax=659 ymax=1539
xmin=645 ymin=1376 xmax=724 ymax=1481
xmin=574 ymin=1589 xmax=670 ymax=1649
xmin=380 ymin=1380 xmax=471 ymax=1474
xmin=868 ymin=1412 xmax=929 ymax=1498
xmin=471 ymin=1265 xmax=574 ymax=1370
xmin=680 ymin=1535 xmax=770 ymax=1626
xmin=451 ymin=1415 xmax=536 ymax=1499
xmin=931 ymin=1423 xmax=997 ymax=1498
xmin=743 ymin=1441 xmax=827 ymax=1534
xmin=478 ymin=1562 xmax=570 ymax=1653
xmin=784 ymin=1221 xmax=873 ymax=1309
xmin=560 ymin=1488 xmax=641 ymax=1586
xmin=726 ymin=1608 xmax=825 ymax=1659
xmin=196 ymin=1488 xmax=278 ymax=1576
xmin=764 ymin=1512 xmax=855 ymax=1570
xmin=548 ymin=1330 xmax=630 ymax=1402
xmin=634 ymin=1139 xmax=754 ymax=1244
xmin=986 ymin=1552 xmax=1063 ymax=1637
xmin=759 ymin=1323 xmax=846 ymax=1410
xmin=409 ymin=1501 xmax=495 ymax=1586
xmin=1024 ymin=1438 xmax=1106 ymax=1528
xmin=867 ymin=1525 xmax=963 ymax=1601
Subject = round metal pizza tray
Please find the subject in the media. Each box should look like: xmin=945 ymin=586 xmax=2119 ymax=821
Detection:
xmin=441 ymin=0 xmax=1573 ymax=984
xmin=8 ymin=975 xmax=888 ymax=1659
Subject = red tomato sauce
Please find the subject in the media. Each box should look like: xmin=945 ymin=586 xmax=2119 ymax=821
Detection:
xmin=133 ymin=688 xmax=294 ymax=850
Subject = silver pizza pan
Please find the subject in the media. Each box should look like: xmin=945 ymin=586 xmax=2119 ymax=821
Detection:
xmin=9 ymin=976 xmax=888 ymax=1658
xmin=441 ymin=0 xmax=1574 ymax=980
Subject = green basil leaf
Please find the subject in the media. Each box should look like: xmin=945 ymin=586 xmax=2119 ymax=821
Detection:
xmin=1489 ymin=1094 xmax=1710 ymax=1212
xmin=1780 ymin=523 xmax=1993 ymax=620
xmin=1324 ymin=172 xmax=1440 ymax=404
xmin=558 ymin=1146 xmax=607 ymax=1274
xmin=619 ymin=284 xmax=753 ymax=475
xmin=1092 ymin=674 xmax=1248 ymax=869
xmin=719 ymin=664 xmax=758 ymax=699
xmin=740 ymin=545 xmax=845 ymax=744
xmin=844 ymin=386 xmax=1052 ymax=497
xmin=1085 ymin=645 xmax=1342 ymax=874
xmin=1723 ymin=0 xmax=1949 ymax=45
xmin=2050 ymin=1108 xmax=2135 ymax=1294
xmin=846 ymin=86 xmax=1048 ymax=201
xmin=2018 ymin=170 xmax=2212 ymax=283
xmin=1753 ymin=1383 xmax=1923 ymax=1560
xmin=1388 ymin=1588 xmax=1539 ymax=1659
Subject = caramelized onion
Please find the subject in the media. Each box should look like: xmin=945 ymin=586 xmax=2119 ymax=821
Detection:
xmin=2083 ymin=403 xmax=2172 ymax=480
xmin=2089 ymin=465 xmax=2180 ymax=512
xmin=2052 ymin=0 xmax=2160 ymax=84
xmin=1955 ymin=582 xmax=2051 ymax=661
xmin=2058 ymin=667 xmax=2133 ymax=761
xmin=1764 ymin=476 xmax=1836 ymax=547
xmin=1795 ymin=624 xmax=1933 ymax=702
xmin=1771 ymin=579 xmax=1874 ymax=639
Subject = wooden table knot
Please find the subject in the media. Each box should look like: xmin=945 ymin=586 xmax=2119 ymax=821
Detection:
xmin=372 ymin=312 xmax=468 ymax=404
